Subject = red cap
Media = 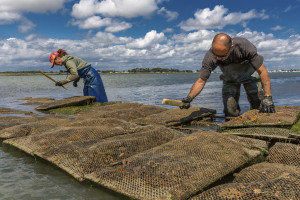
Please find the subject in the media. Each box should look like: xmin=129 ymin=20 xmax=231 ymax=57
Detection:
xmin=49 ymin=52 xmax=59 ymax=68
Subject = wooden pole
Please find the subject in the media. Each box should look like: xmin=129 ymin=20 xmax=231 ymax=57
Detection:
xmin=162 ymin=98 xmax=189 ymax=107
xmin=39 ymin=70 xmax=68 ymax=90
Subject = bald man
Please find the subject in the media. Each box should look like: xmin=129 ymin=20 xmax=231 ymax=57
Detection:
xmin=181 ymin=33 xmax=275 ymax=116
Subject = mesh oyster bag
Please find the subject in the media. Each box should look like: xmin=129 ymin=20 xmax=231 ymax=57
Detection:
xmin=84 ymin=131 xmax=266 ymax=200
xmin=4 ymin=122 xmax=185 ymax=182
xmin=190 ymin=175 xmax=299 ymax=200
xmin=133 ymin=107 xmax=216 ymax=126
xmin=267 ymin=142 xmax=300 ymax=167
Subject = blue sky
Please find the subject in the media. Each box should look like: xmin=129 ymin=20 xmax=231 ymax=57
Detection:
xmin=0 ymin=0 xmax=300 ymax=72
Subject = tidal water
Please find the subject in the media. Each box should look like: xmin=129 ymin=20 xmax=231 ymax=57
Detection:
xmin=0 ymin=72 xmax=299 ymax=199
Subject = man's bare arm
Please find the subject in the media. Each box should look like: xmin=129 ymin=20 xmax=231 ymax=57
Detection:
xmin=256 ymin=64 xmax=272 ymax=96
xmin=188 ymin=77 xmax=207 ymax=99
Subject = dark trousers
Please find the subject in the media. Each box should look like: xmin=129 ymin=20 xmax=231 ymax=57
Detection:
xmin=222 ymin=80 xmax=263 ymax=117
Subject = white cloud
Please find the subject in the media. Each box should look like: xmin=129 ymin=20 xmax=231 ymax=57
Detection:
xmin=236 ymin=29 xmax=274 ymax=43
xmin=271 ymin=25 xmax=284 ymax=31
xmin=71 ymin=15 xmax=132 ymax=32
xmin=71 ymin=0 xmax=158 ymax=19
xmin=0 ymin=0 xmax=66 ymax=13
xmin=71 ymin=0 xmax=158 ymax=32
xmin=126 ymin=30 xmax=166 ymax=49
xmin=236 ymin=30 xmax=300 ymax=67
xmin=24 ymin=34 xmax=46 ymax=41
xmin=290 ymin=49 xmax=300 ymax=55
xmin=72 ymin=16 xmax=112 ymax=29
xmin=0 ymin=11 xmax=21 ymax=24
xmin=0 ymin=0 xmax=67 ymax=31
xmin=179 ymin=5 xmax=269 ymax=31
xmin=284 ymin=6 xmax=292 ymax=13
xmin=173 ymin=30 xmax=215 ymax=44
xmin=1 ymin=29 xmax=300 ymax=72
xmin=105 ymin=21 xmax=132 ymax=32
xmin=156 ymin=0 xmax=169 ymax=4
xmin=70 ymin=0 xmax=97 ymax=19
xmin=93 ymin=32 xmax=123 ymax=43
xmin=257 ymin=40 xmax=281 ymax=50
xmin=18 ymin=18 xmax=36 ymax=33
xmin=157 ymin=7 xmax=178 ymax=21
xmin=163 ymin=28 xmax=174 ymax=33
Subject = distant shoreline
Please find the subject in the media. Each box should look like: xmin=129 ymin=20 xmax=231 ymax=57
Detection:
xmin=0 ymin=70 xmax=299 ymax=76
xmin=0 ymin=71 xmax=199 ymax=76
xmin=0 ymin=72 xmax=68 ymax=76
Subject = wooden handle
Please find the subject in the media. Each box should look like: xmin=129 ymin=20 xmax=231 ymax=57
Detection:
xmin=39 ymin=70 xmax=68 ymax=90
xmin=162 ymin=98 xmax=189 ymax=107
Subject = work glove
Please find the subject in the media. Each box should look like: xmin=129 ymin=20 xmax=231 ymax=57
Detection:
xmin=259 ymin=95 xmax=275 ymax=113
xmin=73 ymin=81 xmax=78 ymax=87
xmin=73 ymin=78 xmax=80 ymax=87
xmin=180 ymin=95 xmax=193 ymax=109
xmin=55 ymin=81 xmax=63 ymax=86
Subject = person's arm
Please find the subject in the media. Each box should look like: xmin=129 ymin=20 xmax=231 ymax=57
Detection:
xmin=188 ymin=77 xmax=207 ymax=99
xmin=180 ymin=77 xmax=207 ymax=109
xmin=180 ymin=50 xmax=214 ymax=108
xmin=60 ymin=61 xmax=80 ymax=85
xmin=256 ymin=64 xmax=272 ymax=95
xmin=256 ymin=64 xmax=275 ymax=113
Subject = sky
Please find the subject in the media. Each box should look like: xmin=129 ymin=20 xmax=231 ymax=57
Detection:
xmin=0 ymin=0 xmax=300 ymax=72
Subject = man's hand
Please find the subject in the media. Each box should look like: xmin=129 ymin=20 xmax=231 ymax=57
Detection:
xmin=259 ymin=95 xmax=275 ymax=113
xmin=55 ymin=81 xmax=63 ymax=86
xmin=180 ymin=95 xmax=193 ymax=109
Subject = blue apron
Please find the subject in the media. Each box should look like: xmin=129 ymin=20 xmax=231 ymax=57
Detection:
xmin=77 ymin=66 xmax=108 ymax=103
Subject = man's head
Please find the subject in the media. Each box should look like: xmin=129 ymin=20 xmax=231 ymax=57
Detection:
xmin=212 ymin=33 xmax=233 ymax=60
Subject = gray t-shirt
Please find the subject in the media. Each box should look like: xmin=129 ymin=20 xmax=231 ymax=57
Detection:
xmin=199 ymin=37 xmax=264 ymax=80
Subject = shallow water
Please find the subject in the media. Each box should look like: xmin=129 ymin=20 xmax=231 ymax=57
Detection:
xmin=0 ymin=72 xmax=299 ymax=199
xmin=0 ymin=143 xmax=127 ymax=200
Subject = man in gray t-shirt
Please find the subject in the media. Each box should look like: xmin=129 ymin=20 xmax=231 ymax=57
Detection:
xmin=180 ymin=33 xmax=275 ymax=116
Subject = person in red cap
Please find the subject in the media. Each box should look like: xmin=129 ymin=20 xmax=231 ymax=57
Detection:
xmin=49 ymin=49 xmax=108 ymax=103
